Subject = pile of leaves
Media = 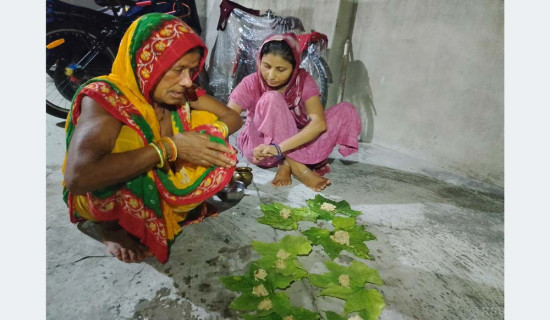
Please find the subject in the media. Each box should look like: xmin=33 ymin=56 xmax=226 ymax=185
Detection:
xmin=220 ymin=195 xmax=385 ymax=320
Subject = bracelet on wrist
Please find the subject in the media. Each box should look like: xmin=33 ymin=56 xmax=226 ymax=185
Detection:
xmin=212 ymin=120 xmax=229 ymax=138
xmin=159 ymin=137 xmax=177 ymax=162
xmin=269 ymin=143 xmax=283 ymax=161
xmin=149 ymin=143 xmax=165 ymax=168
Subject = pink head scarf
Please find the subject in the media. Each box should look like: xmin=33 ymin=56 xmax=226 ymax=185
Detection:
xmin=256 ymin=33 xmax=310 ymax=127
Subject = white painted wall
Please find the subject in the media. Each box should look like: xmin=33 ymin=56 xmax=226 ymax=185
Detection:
xmin=202 ymin=0 xmax=504 ymax=187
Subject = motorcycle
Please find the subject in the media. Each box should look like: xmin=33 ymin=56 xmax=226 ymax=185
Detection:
xmin=46 ymin=0 xmax=202 ymax=119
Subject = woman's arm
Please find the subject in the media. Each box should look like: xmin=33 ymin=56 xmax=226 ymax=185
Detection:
xmin=65 ymin=96 xmax=238 ymax=195
xmin=189 ymin=94 xmax=243 ymax=135
xmin=227 ymin=100 xmax=243 ymax=115
xmin=278 ymin=95 xmax=326 ymax=153
xmin=64 ymin=96 xmax=163 ymax=195
xmin=252 ymin=95 xmax=327 ymax=161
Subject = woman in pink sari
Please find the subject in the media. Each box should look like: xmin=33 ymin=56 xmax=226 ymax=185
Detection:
xmin=228 ymin=33 xmax=362 ymax=192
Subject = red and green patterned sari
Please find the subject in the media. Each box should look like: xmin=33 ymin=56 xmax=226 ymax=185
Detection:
xmin=62 ymin=13 xmax=235 ymax=263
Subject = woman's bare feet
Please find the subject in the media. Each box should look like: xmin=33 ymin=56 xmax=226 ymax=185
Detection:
xmin=271 ymin=160 xmax=292 ymax=187
xmin=286 ymin=158 xmax=331 ymax=192
xmin=78 ymin=221 xmax=153 ymax=263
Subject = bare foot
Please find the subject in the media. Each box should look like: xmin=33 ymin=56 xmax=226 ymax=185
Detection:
xmin=286 ymin=158 xmax=331 ymax=192
xmin=78 ymin=221 xmax=153 ymax=263
xmin=271 ymin=160 xmax=292 ymax=187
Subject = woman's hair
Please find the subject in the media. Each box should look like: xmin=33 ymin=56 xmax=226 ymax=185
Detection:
xmin=187 ymin=46 xmax=205 ymax=59
xmin=260 ymin=40 xmax=296 ymax=66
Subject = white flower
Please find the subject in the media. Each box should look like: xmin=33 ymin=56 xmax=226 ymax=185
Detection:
xmin=320 ymin=202 xmax=337 ymax=212
xmin=276 ymin=249 xmax=290 ymax=260
xmin=275 ymin=259 xmax=287 ymax=270
xmin=338 ymin=274 xmax=351 ymax=288
xmin=253 ymin=268 xmax=268 ymax=281
xmin=330 ymin=230 xmax=350 ymax=246
xmin=279 ymin=208 xmax=291 ymax=219
xmin=258 ymin=298 xmax=273 ymax=310
xmin=283 ymin=316 xmax=294 ymax=320
xmin=252 ymin=284 xmax=269 ymax=297
xmin=348 ymin=315 xmax=363 ymax=320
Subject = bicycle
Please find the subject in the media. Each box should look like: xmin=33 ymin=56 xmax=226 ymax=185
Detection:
xmin=46 ymin=0 xmax=201 ymax=119
xmin=207 ymin=0 xmax=332 ymax=107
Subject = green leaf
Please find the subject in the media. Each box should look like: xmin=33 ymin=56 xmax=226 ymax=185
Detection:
xmin=242 ymin=313 xmax=283 ymax=320
xmin=230 ymin=292 xmax=291 ymax=316
xmin=291 ymin=206 xmax=319 ymax=222
xmin=219 ymin=275 xmax=255 ymax=293
xmin=319 ymin=286 xmax=355 ymax=300
xmin=303 ymin=220 xmax=376 ymax=260
xmin=306 ymin=195 xmax=362 ymax=220
xmin=249 ymin=236 xmax=312 ymax=287
xmin=308 ymin=261 xmax=383 ymax=300
xmin=288 ymin=307 xmax=320 ymax=319
xmin=332 ymin=216 xmax=357 ymax=229
xmin=356 ymin=308 xmax=385 ymax=320
xmin=344 ymin=289 xmax=385 ymax=318
xmin=252 ymin=235 xmax=312 ymax=257
xmin=303 ymin=227 xmax=343 ymax=259
xmin=260 ymin=292 xmax=292 ymax=316
xmin=258 ymin=203 xmax=319 ymax=230
xmin=301 ymin=227 xmax=331 ymax=244
xmin=257 ymin=213 xmax=298 ymax=231
xmin=241 ymin=306 xmax=320 ymax=320
xmin=248 ymin=261 xmax=297 ymax=290
xmin=258 ymin=203 xmax=298 ymax=230
xmin=256 ymin=255 xmax=308 ymax=279
xmin=230 ymin=292 xmax=265 ymax=311
xmin=324 ymin=311 xmax=347 ymax=320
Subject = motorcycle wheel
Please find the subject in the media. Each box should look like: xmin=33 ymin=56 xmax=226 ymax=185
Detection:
xmin=300 ymin=54 xmax=331 ymax=108
xmin=46 ymin=23 xmax=116 ymax=119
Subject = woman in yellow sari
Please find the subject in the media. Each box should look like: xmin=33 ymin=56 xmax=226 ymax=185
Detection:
xmin=62 ymin=13 xmax=243 ymax=264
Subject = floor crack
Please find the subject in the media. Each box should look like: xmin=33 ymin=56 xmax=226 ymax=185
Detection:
xmin=70 ymin=255 xmax=111 ymax=265
xmin=130 ymin=269 xmax=144 ymax=282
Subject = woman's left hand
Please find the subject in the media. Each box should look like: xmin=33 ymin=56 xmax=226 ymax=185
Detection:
xmin=252 ymin=144 xmax=278 ymax=163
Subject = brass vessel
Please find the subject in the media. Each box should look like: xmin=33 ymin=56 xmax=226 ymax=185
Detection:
xmin=233 ymin=166 xmax=253 ymax=187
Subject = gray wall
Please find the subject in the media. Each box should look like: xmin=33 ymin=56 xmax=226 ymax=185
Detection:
xmin=203 ymin=0 xmax=505 ymax=187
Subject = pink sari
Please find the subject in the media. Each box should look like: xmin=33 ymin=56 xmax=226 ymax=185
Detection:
xmin=228 ymin=33 xmax=361 ymax=173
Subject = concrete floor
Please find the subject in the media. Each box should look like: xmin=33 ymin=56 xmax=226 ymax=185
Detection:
xmin=46 ymin=114 xmax=504 ymax=320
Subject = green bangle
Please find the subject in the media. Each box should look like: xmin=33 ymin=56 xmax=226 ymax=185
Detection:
xmin=149 ymin=143 xmax=164 ymax=168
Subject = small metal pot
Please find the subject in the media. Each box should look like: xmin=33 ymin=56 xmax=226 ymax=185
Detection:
xmin=216 ymin=180 xmax=246 ymax=202
xmin=233 ymin=166 xmax=253 ymax=187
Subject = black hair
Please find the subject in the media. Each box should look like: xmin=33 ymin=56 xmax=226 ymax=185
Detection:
xmin=187 ymin=46 xmax=205 ymax=58
xmin=260 ymin=40 xmax=296 ymax=67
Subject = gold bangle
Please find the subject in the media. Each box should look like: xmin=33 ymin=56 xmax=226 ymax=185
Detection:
xmin=157 ymin=140 xmax=167 ymax=160
xmin=213 ymin=120 xmax=229 ymax=138
xmin=160 ymin=137 xmax=177 ymax=162
xmin=149 ymin=143 xmax=164 ymax=168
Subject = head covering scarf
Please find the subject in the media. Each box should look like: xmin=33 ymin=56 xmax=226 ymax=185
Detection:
xmin=256 ymin=33 xmax=310 ymax=127
xmin=62 ymin=13 xmax=235 ymax=263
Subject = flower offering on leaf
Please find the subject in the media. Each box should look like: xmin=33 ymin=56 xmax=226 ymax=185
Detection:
xmin=252 ymin=284 xmax=269 ymax=297
xmin=330 ymin=230 xmax=350 ymax=246
xmin=280 ymin=208 xmax=292 ymax=219
xmin=320 ymin=202 xmax=337 ymax=212
xmin=258 ymin=298 xmax=273 ymax=310
xmin=254 ymin=268 xmax=268 ymax=281
xmin=276 ymin=249 xmax=290 ymax=260
xmin=338 ymin=274 xmax=351 ymax=288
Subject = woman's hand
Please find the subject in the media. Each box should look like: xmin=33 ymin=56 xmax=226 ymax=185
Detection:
xmin=252 ymin=144 xmax=278 ymax=163
xmin=172 ymin=131 xmax=236 ymax=168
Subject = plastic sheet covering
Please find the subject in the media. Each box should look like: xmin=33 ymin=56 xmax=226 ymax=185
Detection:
xmin=207 ymin=8 xmax=304 ymax=103
xmin=296 ymin=32 xmax=331 ymax=106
